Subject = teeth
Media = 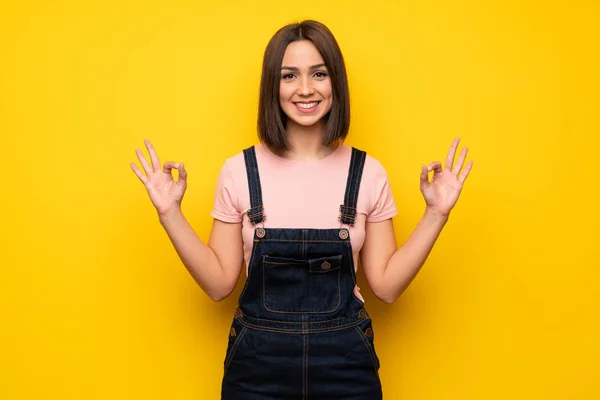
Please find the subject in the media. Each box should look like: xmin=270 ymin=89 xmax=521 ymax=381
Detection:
xmin=297 ymin=102 xmax=318 ymax=109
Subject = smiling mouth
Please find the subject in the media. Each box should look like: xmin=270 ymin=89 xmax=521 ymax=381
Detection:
xmin=293 ymin=101 xmax=321 ymax=113
xmin=294 ymin=101 xmax=320 ymax=109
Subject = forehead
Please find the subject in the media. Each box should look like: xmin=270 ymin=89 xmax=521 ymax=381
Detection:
xmin=281 ymin=40 xmax=325 ymax=66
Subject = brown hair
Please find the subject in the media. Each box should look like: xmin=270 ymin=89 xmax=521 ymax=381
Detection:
xmin=257 ymin=20 xmax=350 ymax=152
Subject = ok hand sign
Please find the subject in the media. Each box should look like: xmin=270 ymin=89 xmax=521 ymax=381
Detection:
xmin=130 ymin=139 xmax=187 ymax=217
xmin=420 ymin=137 xmax=473 ymax=217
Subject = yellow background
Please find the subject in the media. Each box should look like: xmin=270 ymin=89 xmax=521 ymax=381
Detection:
xmin=1 ymin=0 xmax=598 ymax=398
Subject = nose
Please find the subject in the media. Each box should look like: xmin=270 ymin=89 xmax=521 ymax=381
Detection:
xmin=297 ymin=77 xmax=314 ymax=96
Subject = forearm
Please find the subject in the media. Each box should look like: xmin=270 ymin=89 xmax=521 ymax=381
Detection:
xmin=158 ymin=208 xmax=231 ymax=301
xmin=380 ymin=208 xmax=448 ymax=303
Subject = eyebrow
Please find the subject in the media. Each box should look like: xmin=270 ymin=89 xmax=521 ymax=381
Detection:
xmin=281 ymin=63 xmax=327 ymax=71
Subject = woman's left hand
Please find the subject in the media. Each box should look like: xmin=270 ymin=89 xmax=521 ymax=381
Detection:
xmin=420 ymin=137 xmax=473 ymax=217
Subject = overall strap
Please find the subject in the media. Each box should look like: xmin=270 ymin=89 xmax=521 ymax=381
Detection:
xmin=339 ymin=147 xmax=367 ymax=226
xmin=243 ymin=146 xmax=265 ymax=225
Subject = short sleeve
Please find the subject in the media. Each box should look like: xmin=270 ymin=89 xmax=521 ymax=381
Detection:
xmin=210 ymin=160 xmax=243 ymax=223
xmin=366 ymin=163 xmax=398 ymax=223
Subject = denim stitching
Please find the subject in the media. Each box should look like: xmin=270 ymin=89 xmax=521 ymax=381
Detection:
xmin=345 ymin=148 xmax=356 ymax=206
xmin=243 ymin=149 xmax=257 ymax=216
xmin=263 ymin=255 xmax=306 ymax=263
xmin=264 ymin=261 xmax=306 ymax=265
xmin=237 ymin=318 xmax=365 ymax=334
xmin=303 ymin=328 xmax=308 ymax=400
xmin=242 ymin=314 xmax=353 ymax=325
xmin=354 ymin=326 xmax=380 ymax=374
xmin=340 ymin=149 xmax=367 ymax=226
xmin=262 ymin=260 xmax=341 ymax=314
xmin=340 ymin=153 xmax=356 ymax=224
xmin=351 ymin=151 xmax=366 ymax=216
xmin=224 ymin=326 xmax=248 ymax=373
xmin=302 ymin=229 xmax=306 ymax=259
xmin=344 ymin=240 xmax=367 ymax=308
xmin=245 ymin=152 xmax=257 ymax=224
xmin=249 ymin=147 xmax=259 ymax=207
xmin=244 ymin=146 xmax=265 ymax=225
xmin=258 ymin=239 xmax=345 ymax=243
xmin=238 ymin=242 xmax=258 ymax=304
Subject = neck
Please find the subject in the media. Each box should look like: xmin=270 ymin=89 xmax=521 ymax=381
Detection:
xmin=281 ymin=119 xmax=338 ymax=162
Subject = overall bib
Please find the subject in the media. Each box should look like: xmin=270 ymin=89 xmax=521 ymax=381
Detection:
xmin=221 ymin=146 xmax=382 ymax=400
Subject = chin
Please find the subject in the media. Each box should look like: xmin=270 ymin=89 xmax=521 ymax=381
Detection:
xmin=290 ymin=116 xmax=324 ymax=127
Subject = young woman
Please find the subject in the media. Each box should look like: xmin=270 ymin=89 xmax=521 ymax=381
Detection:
xmin=131 ymin=20 xmax=472 ymax=400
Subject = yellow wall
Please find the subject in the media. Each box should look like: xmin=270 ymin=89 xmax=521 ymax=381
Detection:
xmin=1 ymin=0 xmax=598 ymax=398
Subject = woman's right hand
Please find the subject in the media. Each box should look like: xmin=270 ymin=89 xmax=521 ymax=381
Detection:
xmin=130 ymin=139 xmax=187 ymax=217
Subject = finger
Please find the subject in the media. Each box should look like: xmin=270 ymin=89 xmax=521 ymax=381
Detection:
xmin=452 ymin=146 xmax=468 ymax=175
xmin=445 ymin=137 xmax=460 ymax=170
xmin=428 ymin=161 xmax=443 ymax=174
xmin=162 ymin=161 xmax=179 ymax=174
xmin=177 ymin=162 xmax=187 ymax=188
xmin=420 ymin=164 xmax=429 ymax=185
xmin=130 ymin=162 xmax=148 ymax=184
xmin=458 ymin=160 xmax=473 ymax=184
xmin=135 ymin=148 xmax=153 ymax=176
xmin=144 ymin=139 xmax=161 ymax=173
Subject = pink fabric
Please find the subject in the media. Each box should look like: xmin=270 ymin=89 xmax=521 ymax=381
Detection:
xmin=210 ymin=143 xmax=398 ymax=302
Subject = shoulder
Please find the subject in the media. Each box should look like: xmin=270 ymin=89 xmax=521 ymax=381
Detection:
xmin=351 ymin=148 xmax=397 ymax=219
xmin=351 ymin=147 xmax=389 ymax=181
xmin=219 ymin=145 xmax=257 ymax=177
xmin=354 ymin=147 xmax=394 ymax=203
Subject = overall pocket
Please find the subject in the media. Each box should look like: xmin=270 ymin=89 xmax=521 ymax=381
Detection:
xmin=263 ymin=254 xmax=342 ymax=313
xmin=354 ymin=318 xmax=381 ymax=373
xmin=223 ymin=318 xmax=248 ymax=373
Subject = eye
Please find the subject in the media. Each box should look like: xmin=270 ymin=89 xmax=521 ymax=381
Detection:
xmin=314 ymin=71 xmax=328 ymax=78
xmin=282 ymin=73 xmax=295 ymax=80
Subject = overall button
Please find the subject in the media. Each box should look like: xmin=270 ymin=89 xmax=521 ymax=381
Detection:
xmin=230 ymin=327 xmax=236 ymax=337
xmin=339 ymin=229 xmax=349 ymax=240
xmin=359 ymin=309 xmax=367 ymax=319
xmin=256 ymin=228 xmax=266 ymax=238
xmin=321 ymin=261 xmax=331 ymax=270
xmin=365 ymin=328 xmax=373 ymax=337
xmin=234 ymin=308 xmax=243 ymax=318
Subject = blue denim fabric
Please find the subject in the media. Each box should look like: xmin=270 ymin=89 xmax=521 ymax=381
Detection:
xmin=221 ymin=147 xmax=382 ymax=399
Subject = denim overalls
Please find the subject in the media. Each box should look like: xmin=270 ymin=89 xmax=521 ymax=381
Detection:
xmin=221 ymin=146 xmax=382 ymax=400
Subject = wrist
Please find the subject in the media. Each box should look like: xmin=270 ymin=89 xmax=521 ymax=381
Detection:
xmin=424 ymin=206 xmax=450 ymax=223
xmin=158 ymin=206 xmax=183 ymax=224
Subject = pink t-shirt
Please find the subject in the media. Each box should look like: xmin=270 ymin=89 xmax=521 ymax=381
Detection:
xmin=210 ymin=142 xmax=398 ymax=302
